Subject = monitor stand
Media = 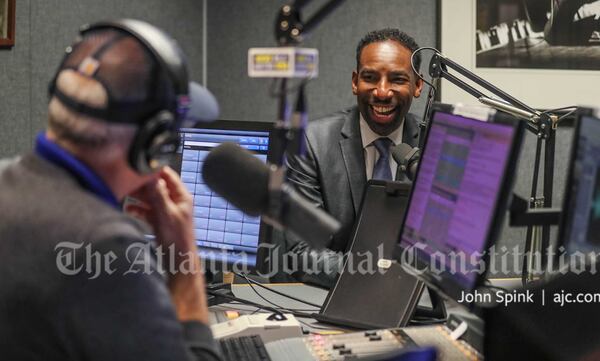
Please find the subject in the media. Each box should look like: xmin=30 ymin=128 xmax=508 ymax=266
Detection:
xmin=205 ymin=270 xmax=233 ymax=307
xmin=414 ymin=287 xmax=447 ymax=322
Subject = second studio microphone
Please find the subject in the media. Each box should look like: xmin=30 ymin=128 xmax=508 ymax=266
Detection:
xmin=202 ymin=142 xmax=341 ymax=247
xmin=391 ymin=143 xmax=420 ymax=181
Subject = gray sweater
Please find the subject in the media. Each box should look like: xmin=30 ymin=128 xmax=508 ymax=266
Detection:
xmin=0 ymin=154 xmax=221 ymax=361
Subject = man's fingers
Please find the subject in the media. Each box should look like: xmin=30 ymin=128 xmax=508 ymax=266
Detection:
xmin=151 ymin=178 xmax=175 ymax=211
xmin=159 ymin=167 xmax=192 ymax=204
xmin=127 ymin=172 xmax=184 ymax=219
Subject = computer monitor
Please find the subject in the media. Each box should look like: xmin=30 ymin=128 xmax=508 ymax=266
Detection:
xmin=396 ymin=103 xmax=524 ymax=307
xmin=484 ymin=108 xmax=600 ymax=361
xmin=176 ymin=120 xmax=274 ymax=273
xmin=558 ymin=107 xmax=600 ymax=258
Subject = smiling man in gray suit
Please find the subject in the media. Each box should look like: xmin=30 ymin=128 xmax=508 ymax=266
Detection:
xmin=272 ymin=28 xmax=424 ymax=287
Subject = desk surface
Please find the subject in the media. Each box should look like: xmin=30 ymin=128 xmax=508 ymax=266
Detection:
xmin=231 ymin=283 xmax=327 ymax=311
xmin=210 ymin=280 xmax=519 ymax=329
xmin=214 ymin=282 xmax=442 ymax=331
xmin=210 ymin=283 xmax=327 ymax=332
xmin=208 ymin=282 xmax=499 ymax=360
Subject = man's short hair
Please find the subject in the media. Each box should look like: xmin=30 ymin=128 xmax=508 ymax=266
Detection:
xmin=48 ymin=28 xmax=162 ymax=147
xmin=355 ymin=28 xmax=421 ymax=73
xmin=48 ymin=73 xmax=135 ymax=148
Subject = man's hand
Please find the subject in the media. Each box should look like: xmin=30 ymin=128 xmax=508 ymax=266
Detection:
xmin=126 ymin=167 xmax=209 ymax=323
xmin=127 ymin=167 xmax=195 ymax=253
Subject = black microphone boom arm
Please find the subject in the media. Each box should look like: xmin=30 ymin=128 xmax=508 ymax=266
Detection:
xmin=276 ymin=0 xmax=346 ymax=45
xmin=422 ymin=50 xmax=559 ymax=284
xmin=425 ymin=53 xmax=558 ymax=139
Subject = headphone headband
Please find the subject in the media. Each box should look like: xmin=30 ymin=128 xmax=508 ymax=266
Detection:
xmin=80 ymin=19 xmax=189 ymax=98
xmin=48 ymin=19 xmax=193 ymax=174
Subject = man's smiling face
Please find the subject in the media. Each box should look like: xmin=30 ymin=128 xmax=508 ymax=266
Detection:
xmin=352 ymin=40 xmax=423 ymax=136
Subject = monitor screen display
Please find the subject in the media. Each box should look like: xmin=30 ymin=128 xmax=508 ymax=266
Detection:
xmin=398 ymin=108 xmax=521 ymax=303
xmin=561 ymin=114 xmax=600 ymax=256
xmin=178 ymin=122 xmax=271 ymax=268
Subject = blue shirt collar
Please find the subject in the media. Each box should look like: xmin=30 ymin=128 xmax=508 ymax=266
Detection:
xmin=35 ymin=132 xmax=120 ymax=209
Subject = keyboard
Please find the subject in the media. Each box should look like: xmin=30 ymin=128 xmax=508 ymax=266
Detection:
xmin=219 ymin=335 xmax=272 ymax=361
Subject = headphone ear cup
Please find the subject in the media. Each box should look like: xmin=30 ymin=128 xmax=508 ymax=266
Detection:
xmin=129 ymin=111 xmax=180 ymax=174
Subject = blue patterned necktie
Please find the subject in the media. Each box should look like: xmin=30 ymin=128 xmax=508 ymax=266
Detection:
xmin=372 ymin=138 xmax=393 ymax=180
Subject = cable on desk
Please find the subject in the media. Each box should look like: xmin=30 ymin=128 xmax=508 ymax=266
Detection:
xmin=233 ymin=271 xmax=322 ymax=308
xmin=239 ymin=272 xmax=299 ymax=310
xmin=237 ymin=273 xmax=319 ymax=312
xmin=207 ymin=289 xmax=283 ymax=316
xmin=206 ymin=289 xmax=314 ymax=320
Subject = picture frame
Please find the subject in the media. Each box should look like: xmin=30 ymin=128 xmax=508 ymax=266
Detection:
xmin=439 ymin=0 xmax=600 ymax=109
xmin=0 ymin=0 xmax=15 ymax=48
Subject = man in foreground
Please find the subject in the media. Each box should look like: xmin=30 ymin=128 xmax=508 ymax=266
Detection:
xmin=0 ymin=20 xmax=221 ymax=360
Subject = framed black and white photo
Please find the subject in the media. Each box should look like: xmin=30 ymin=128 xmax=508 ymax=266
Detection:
xmin=439 ymin=0 xmax=600 ymax=108
xmin=477 ymin=0 xmax=600 ymax=70
xmin=0 ymin=0 xmax=15 ymax=48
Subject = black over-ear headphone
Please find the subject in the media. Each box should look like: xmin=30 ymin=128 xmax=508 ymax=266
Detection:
xmin=49 ymin=19 xmax=190 ymax=174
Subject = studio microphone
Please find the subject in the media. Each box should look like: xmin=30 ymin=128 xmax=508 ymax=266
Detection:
xmin=202 ymin=143 xmax=341 ymax=247
xmin=391 ymin=143 xmax=420 ymax=181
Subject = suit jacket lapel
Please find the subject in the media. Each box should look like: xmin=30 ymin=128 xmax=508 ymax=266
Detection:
xmin=403 ymin=113 xmax=420 ymax=148
xmin=339 ymin=107 xmax=366 ymax=215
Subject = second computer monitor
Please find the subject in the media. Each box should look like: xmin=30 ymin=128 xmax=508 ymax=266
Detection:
xmin=397 ymin=103 xmax=524 ymax=306
xmin=559 ymin=108 xmax=600 ymax=257
xmin=178 ymin=120 xmax=273 ymax=273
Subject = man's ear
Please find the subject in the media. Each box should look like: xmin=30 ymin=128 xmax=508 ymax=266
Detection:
xmin=413 ymin=76 xmax=424 ymax=98
xmin=352 ymin=70 xmax=358 ymax=95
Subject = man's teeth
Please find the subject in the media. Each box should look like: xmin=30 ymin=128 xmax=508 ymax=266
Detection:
xmin=372 ymin=105 xmax=395 ymax=113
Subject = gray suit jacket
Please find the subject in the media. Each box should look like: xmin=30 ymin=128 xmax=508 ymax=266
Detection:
xmin=286 ymin=105 xmax=420 ymax=252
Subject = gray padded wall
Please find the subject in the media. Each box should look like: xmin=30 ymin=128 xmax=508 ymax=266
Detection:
xmin=0 ymin=1 xmax=32 ymax=157
xmin=207 ymin=0 xmax=437 ymax=122
xmin=492 ymin=126 xmax=574 ymax=278
xmin=0 ymin=0 xmax=205 ymax=157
